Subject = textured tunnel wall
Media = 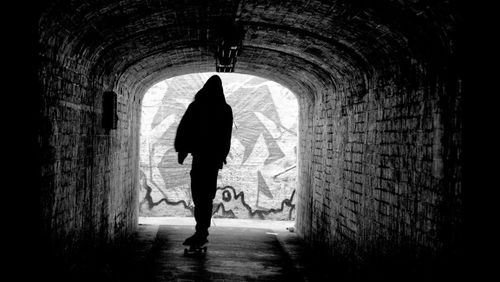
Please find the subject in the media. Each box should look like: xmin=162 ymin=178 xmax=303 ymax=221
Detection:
xmin=300 ymin=66 xmax=462 ymax=270
xmin=290 ymin=7 xmax=463 ymax=274
xmin=36 ymin=0 xmax=463 ymax=272
xmin=38 ymin=58 xmax=140 ymax=259
xmin=38 ymin=21 xmax=141 ymax=261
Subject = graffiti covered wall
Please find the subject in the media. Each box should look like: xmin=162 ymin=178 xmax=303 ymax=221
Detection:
xmin=139 ymin=73 xmax=298 ymax=220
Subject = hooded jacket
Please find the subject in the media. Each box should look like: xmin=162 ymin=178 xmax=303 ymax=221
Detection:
xmin=174 ymin=75 xmax=233 ymax=168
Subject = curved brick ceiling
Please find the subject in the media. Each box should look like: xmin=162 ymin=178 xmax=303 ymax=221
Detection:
xmin=38 ymin=0 xmax=460 ymax=100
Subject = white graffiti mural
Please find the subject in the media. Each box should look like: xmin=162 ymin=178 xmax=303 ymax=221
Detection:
xmin=139 ymin=73 xmax=298 ymax=220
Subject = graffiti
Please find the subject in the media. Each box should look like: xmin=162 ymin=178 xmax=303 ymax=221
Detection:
xmin=139 ymin=170 xmax=193 ymax=214
xmin=226 ymin=82 xmax=292 ymax=165
xmin=140 ymin=73 xmax=298 ymax=220
xmin=213 ymin=186 xmax=296 ymax=220
xmin=139 ymin=171 xmax=296 ymax=220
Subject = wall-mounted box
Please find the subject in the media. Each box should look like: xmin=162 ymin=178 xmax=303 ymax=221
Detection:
xmin=102 ymin=91 xmax=118 ymax=130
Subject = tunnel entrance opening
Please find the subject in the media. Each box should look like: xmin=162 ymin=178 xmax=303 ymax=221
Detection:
xmin=138 ymin=72 xmax=299 ymax=223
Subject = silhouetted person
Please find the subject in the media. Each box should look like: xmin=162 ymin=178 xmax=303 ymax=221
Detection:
xmin=175 ymin=75 xmax=233 ymax=246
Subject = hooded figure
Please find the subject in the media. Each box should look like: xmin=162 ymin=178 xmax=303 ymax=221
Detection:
xmin=174 ymin=75 xmax=233 ymax=245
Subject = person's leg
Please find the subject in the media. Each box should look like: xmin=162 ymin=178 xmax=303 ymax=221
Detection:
xmin=190 ymin=159 xmax=219 ymax=241
xmin=183 ymin=167 xmax=205 ymax=245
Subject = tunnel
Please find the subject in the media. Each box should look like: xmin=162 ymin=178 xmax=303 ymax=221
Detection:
xmin=27 ymin=0 xmax=465 ymax=281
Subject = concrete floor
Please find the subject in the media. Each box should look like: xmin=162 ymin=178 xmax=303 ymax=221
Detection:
xmin=47 ymin=217 xmax=450 ymax=281
xmin=138 ymin=217 xmax=295 ymax=231
xmin=58 ymin=217 xmax=337 ymax=281
xmin=134 ymin=217 xmax=314 ymax=281
xmin=49 ymin=218 xmax=332 ymax=282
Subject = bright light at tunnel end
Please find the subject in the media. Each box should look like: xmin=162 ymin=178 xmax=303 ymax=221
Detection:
xmin=140 ymin=72 xmax=299 ymax=221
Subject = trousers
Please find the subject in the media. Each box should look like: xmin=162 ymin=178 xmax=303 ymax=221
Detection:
xmin=190 ymin=157 xmax=220 ymax=237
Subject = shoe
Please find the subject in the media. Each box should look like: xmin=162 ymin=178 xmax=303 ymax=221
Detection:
xmin=183 ymin=234 xmax=197 ymax=246
xmin=183 ymin=233 xmax=208 ymax=246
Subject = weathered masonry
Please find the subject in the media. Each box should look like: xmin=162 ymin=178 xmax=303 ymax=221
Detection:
xmin=34 ymin=0 xmax=464 ymax=278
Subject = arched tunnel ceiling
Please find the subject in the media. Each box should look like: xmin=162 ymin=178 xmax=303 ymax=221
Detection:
xmin=38 ymin=0 xmax=461 ymax=100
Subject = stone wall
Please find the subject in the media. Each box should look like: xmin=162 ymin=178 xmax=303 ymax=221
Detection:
xmin=296 ymin=68 xmax=462 ymax=273
xmin=139 ymin=73 xmax=298 ymax=220
xmin=38 ymin=32 xmax=140 ymax=263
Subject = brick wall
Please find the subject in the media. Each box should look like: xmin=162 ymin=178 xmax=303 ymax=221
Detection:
xmin=295 ymin=69 xmax=462 ymax=274
xmin=38 ymin=31 xmax=140 ymax=263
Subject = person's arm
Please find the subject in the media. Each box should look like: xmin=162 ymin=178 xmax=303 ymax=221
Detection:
xmin=174 ymin=104 xmax=194 ymax=164
xmin=221 ymin=106 xmax=233 ymax=164
xmin=177 ymin=151 xmax=188 ymax=165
